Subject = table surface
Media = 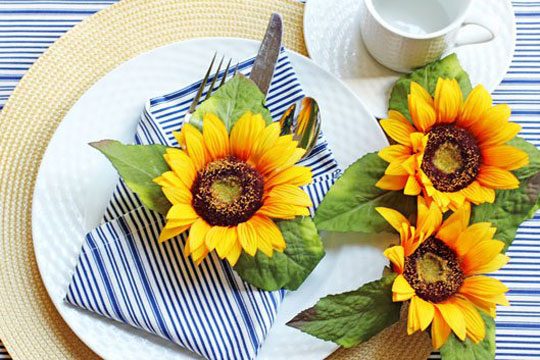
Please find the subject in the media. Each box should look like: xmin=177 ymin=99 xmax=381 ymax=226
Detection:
xmin=0 ymin=1 xmax=539 ymax=359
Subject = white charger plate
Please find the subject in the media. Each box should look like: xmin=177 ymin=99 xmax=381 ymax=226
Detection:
xmin=304 ymin=0 xmax=516 ymax=118
xmin=32 ymin=37 xmax=392 ymax=360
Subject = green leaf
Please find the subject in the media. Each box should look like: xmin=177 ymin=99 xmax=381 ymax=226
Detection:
xmin=471 ymin=137 xmax=540 ymax=251
xmin=191 ymin=74 xmax=273 ymax=131
xmin=233 ymin=217 xmax=325 ymax=291
xmin=508 ymin=136 xmax=540 ymax=181
xmin=314 ymin=152 xmax=415 ymax=233
xmin=287 ymin=274 xmax=400 ymax=348
xmin=91 ymin=140 xmax=171 ymax=215
xmin=440 ymin=312 xmax=495 ymax=360
xmin=389 ymin=53 xmax=472 ymax=121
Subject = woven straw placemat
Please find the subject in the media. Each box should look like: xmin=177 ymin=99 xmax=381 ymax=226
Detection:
xmin=0 ymin=0 xmax=432 ymax=358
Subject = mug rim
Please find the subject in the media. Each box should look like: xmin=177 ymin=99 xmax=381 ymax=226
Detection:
xmin=364 ymin=0 xmax=473 ymax=40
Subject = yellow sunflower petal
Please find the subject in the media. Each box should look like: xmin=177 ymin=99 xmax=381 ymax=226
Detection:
xmin=458 ymin=293 xmax=497 ymax=318
xmin=182 ymin=123 xmax=206 ymax=171
xmin=410 ymin=81 xmax=434 ymax=106
xmin=237 ymin=220 xmax=258 ymax=256
xmin=162 ymin=186 xmax=192 ymax=205
xmin=376 ymin=207 xmax=410 ymax=233
xmin=477 ymin=165 xmax=519 ymax=190
xmin=436 ymin=300 xmax=466 ymax=341
xmin=407 ymin=298 xmax=420 ymax=335
xmin=455 ymin=297 xmax=486 ymax=344
xmin=202 ymin=113 xmax=229 ymax=161
xmin=376 ymin=174 xmax=408 ymax=191
xmin=434 ymin=78 xmax=463 ymax=124
xmin=265 ymin=184 xmax=312 ymax=207
xmin=401 ymin=155 xmax=418 ymax=175
xmin=158 ymin=224 xmax=190 ymax=243
xmin=410 ymin=132 xmax=427 ymax=153
xmin=384 ymin=245 xmax=405 ymax=273
xmin=216 ymin=226 xmax=238 ymax=259
xmin=166 ymin=203 xmax=199 ymax=221
xmin=173 ymin=130 xmax=186 ymax=149
xmin=265 ymin=166 xmax=313 ymax=189
xmin=256 ymin=137 xmax=299 ymax=175
xmin=279 ymin=147 xmax=306 ymax=170
xmin=461 ymin=276 xmax=509 ymax=299
xmin=161 ymin=149 xmax=197 ymax=188
xmin=480 ymin=122 xmax=521 ymax=147
xmin=416 ymin=196 xmax=442 ymax=239
xmin=458 ymin=84 xmax=492 ymax=128
xmin=458 ymin=285 xmax=499 ymax=317
xmin=225 ymin=241 xmax=243 ymax=266
xmin=467 ymin=254 xmax=510 ymax=275
xmin=230 ymin=112 xmax=266 ymax=160
xmin=164 ymin=217 xmax=197 ymax=230
xmin=470 ymin=104 xmax=519 ymax=146
xmin=437 ymin=202 xmax=470 ymax=245
xmin=256 ymin=234 xmax=273 ymax=257
xmin=258 ymin=203 xmax=309 ymax=219
xmin=188 ymin=218 xmax=211 ymax=252
xmin=385 ymin=160 xmax=409 ymax=176
xmin=379 ymin=144 xmax=412 ymax=163
xmin=460 ymin=276 xmax=509 ymax=309
xmin=409 ymin=91 xmax=436 ymax=132
xmin=154 ymin=170 xmax=185 ymax=188
xmin=191 ymin=244 xmax=209 ymax=266
xmin=392 ymin=274 xmax=415 ymax=302
xmin=249 ymin=122 xmax=281 ymax=163
xmin=461 ymin=240 xmax=505 ymax=276
xmin=184 ymin=235 xmax=209 ymax=265
xmin=481 ymin=144 xmax=529 ymax=171
xmin=460 ymin=181 xmax=496 ymax=205
xmin=454 ymin=222 xmax=495 ymax=256
xmin=431 ymin=308 xmax=452 ymax=349
xmin=408 ymin=295 xmax=435 ymax=334
xmin=404 ymin=175 xmax=422 ymax=195
xmin=380 ymin=113 xmax=415 ymax=146
xmin=251 ymin=214 xmax=286 ymax=251
xmin=205 ymin=225 xmax=224 ymax=252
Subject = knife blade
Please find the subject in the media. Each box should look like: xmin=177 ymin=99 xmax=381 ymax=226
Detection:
xmin=250 ymin=13 xmax=283 ymax=96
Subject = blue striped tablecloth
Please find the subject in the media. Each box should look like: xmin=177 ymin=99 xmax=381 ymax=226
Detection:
xmin=1 ymin=1 xmax=539 ymax=359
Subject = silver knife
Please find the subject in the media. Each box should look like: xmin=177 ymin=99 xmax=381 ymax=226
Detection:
xmin=250 ymin=13 xmax=283 ymax=96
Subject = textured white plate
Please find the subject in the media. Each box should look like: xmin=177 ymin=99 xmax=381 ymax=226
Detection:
xmin=32 ymin=38 xmax=391 ymax=360
xmin=304 ymin=0 xmax=516 ymax=118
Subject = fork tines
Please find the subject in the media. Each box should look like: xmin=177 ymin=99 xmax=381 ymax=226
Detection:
xmin=186 ymin=54 xmax=238 ymax=117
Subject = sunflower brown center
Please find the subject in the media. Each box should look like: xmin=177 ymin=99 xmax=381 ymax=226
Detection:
xmin=421 ymin=125 xmax=481 ymax=192
xmin=403 ymin=237 xmax=464 ymax=303
xmin=191 ymin=156 xmax=264 ymax=226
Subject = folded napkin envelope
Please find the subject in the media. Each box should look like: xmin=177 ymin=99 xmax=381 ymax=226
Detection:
xmin=65 ymin=50 xmax=341 ymax=360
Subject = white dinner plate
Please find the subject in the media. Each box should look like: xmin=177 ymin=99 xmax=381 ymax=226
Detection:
xmin=304 ymin=0 xmax=516 ymax=118
xmin=32 ymin=37 xmax=392 ymax=360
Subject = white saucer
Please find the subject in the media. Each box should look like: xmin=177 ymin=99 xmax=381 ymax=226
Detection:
xmin=304 ymin=0 xmax=516 ymax=118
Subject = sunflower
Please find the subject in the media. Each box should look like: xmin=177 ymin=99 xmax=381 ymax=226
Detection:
xmin=153 ymin=112 xmax=313 ymax=266
xmin=376 ymin=198 xmax=509 ymax=349
xmin=376 ymin=78 xmax=528 ymax=211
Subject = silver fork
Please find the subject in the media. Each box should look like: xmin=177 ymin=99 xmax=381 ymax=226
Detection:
xmin=184 ymin=53 xmax=238 ymax=123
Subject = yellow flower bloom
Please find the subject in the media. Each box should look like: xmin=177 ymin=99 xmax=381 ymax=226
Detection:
xmin=377 ymin=78 xmax=528 ymax=211
xmin=154 ymin=112 xmax=313 ymax=266
xmin=376 ymin=198 xmax=509 ymax=349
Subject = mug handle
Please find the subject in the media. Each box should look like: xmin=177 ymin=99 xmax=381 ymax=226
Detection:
xmin=454 ymin=22 xmax=496 ymax=47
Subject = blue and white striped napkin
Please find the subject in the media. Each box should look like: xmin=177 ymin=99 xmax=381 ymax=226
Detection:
xmin=64 ymin=50 xmax=340 ymax=360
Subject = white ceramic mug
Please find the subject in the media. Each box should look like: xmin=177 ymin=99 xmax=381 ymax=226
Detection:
xmin=361 ymin=0 xmax=495 ymax=73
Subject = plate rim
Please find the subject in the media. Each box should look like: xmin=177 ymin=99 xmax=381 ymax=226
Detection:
xmin=31 ymin=36 xmax=388 ymax=360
